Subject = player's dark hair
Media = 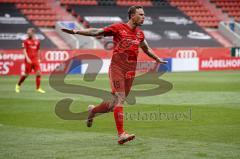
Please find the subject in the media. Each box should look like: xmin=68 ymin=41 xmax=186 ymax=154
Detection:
xmin=128 ymin=6 xmax=143 ymax=19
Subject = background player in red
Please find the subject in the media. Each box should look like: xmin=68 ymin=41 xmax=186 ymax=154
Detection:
xmin=15 ymin=28 xmax=45 ymax=93
xmin=61 ymin=6 xmax=167 ymax=144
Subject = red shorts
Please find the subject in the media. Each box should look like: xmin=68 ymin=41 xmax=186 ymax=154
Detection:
xmin=24 ymin=61 xmax=40 ymax=74
xmin=109 ymin=65 xmax=136 ymax=96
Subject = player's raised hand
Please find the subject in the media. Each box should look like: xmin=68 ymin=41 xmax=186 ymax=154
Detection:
xmin=156 ymin=58 xmax=168 ymax=64
xmin=61 ymin=28 xmax=77 ymax=34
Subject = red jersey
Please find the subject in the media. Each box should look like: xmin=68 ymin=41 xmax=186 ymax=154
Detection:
xmin=22 ymin=38 xmax=40 ymax=63
xmin=103 ymin=23 xmax=145 ymax=69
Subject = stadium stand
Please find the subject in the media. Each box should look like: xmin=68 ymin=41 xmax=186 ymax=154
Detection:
xmin=210 ymin=0 xmax=240 ymax=22
xmin=65 ymin=4 xmax=222 ymax=47
xmin=2 ymin=0 xmax=236 ymax=48
xmin=97 ymin=0 xmax=116 ymax=6
xmin=152 ymin=0 xmax=171 ymax=6
xmin=0 ymin=0 xmax=58 ymax=27
xmin=169 ymin=0 xmax=220 ymax=28
xmin=0 ymin=3 xmax=57 ymax=49
xmin=60 ymin=0 xmax=98 ymax=6
xmin=116 ymin=0 xmax=153 ymax=7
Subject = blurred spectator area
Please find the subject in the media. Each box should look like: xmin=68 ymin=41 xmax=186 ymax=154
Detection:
xmin=0 ymin=3 xmax=57 ymax=49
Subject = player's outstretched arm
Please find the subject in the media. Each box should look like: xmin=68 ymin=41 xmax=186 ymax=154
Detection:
xmin=61 ymin=28 xmax=104 ymax=37
xmin=140 ymin=40 xmax=167 ymax=64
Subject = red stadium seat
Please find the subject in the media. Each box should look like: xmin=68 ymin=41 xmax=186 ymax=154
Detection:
xmin=60 ymin=0 xmax=97 ymax=5
xmin=116 ymin=0 xmax=153 ymax=6
xmin=210 ymin=0 xmax=240 ymax=22
xmin=4 ymin=0 xmax=58 ymax=28
xmin=170 ymin=0 xmax=220 ymax=28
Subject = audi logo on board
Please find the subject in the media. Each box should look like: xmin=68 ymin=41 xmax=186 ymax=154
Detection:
xmin=45 ymin=51 xmax=69 ymax=61
xmin=176 ymin=50 xmax=198 ymax=58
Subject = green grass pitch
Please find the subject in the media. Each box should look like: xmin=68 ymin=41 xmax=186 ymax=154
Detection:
xmin=0 ymin=71 xmax=240 ymax=159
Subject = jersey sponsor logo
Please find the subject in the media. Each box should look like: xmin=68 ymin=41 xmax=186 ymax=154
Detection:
xmin=45 ymin=51 xmax=69 ymax=61
xmin=119 ymin=30 xmax=128 ymax=37
xmin=26 ymin=41 xmax=38 ymax=49
xmin=26 ymin=40 xmax=39 ymax=49
xmin=29 ymin=46 xmax=38 ymax=49
xmin=118 ymin=38 xmax=140 ymax=49
xmin=176 ymin=50 xmax=198 ymax=58
xmin=118 ymin=39 xmax=132 ymax=49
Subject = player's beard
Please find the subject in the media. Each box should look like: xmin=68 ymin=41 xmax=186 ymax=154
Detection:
xmin=136 ymin=19 xmax=144 ymax=26
xmin=28 ymin=34 xmax=32 ymax=39
xmin=133 ymin=21 xmax=142 ymax=27
xmin=139 ymin=19 xmax=144 ymax=26
xmin=28 ymin=34 xmax=35 ymax=39
xmin=137 ymin=23 xmax=143 ymax=27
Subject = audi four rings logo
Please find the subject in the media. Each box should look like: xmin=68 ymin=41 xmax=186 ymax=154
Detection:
xmin=176 ymin=50 xmax=197 ymax=58
xmin=45 ymin=51 xmax=69 ymax=61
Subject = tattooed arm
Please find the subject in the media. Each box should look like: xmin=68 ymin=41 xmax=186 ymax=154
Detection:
xmin=140 ymin=40 xmax=167 ymax=64
xmin=61 ymin=28 xmax=104 ymax=37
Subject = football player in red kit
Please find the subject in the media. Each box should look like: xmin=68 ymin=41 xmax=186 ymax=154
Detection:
xmin=15 ymin=28 xmax=45 ymax=93
xmin=61 ymin=6 xmax=167 ymax=144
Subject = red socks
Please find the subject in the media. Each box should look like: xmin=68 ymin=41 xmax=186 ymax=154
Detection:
xmin=114 ymin=105 xmax=124 ymax=135
xmin=92 ymin=103 xmax=124 ymax=135
xmin=36 ymin=75 xmax=41 ymax=89
xmin=18 ymin=76 xmax=27 ymax=86
xmin=92 ymin=102 xmax=110 ymax=114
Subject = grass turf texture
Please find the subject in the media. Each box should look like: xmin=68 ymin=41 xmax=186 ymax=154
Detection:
xmin=0 ymin=71 xmax=240 ymax=159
